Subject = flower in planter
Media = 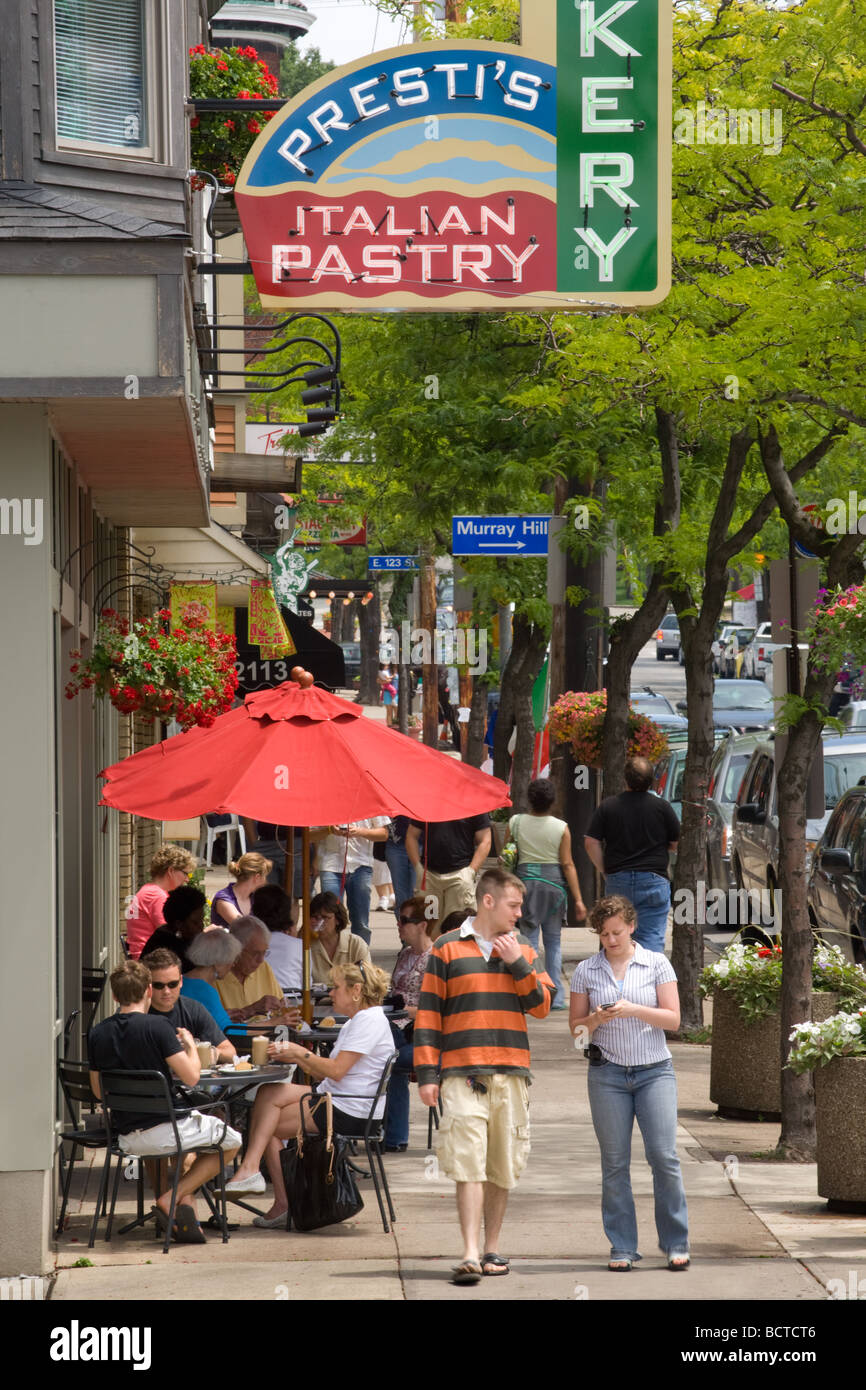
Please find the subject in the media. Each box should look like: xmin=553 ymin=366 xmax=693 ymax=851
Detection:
xmin=189 ymin=46 xmax=279 ymax=189
xmin=547 ymin=689 xmax=668 ymax=769
xmin=66 ymin=605 xmax=238 ymax=730
xmin=700 ymin=941 xmax=866 ymax=1025
xmin=787 ymin=1008 xmax=866 ymax=1074
xmin=803 ymin=583 xmax=866 ymax=699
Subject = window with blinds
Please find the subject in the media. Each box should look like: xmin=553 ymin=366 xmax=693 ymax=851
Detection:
xmin=54 ymin=0 xmax=154 ymax=155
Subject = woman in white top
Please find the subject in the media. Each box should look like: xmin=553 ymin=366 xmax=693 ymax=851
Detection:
xmin=503 ymin=777 xmax=586 ymax=1009
xmin=223 ymin=960 xmax=395 ymax=1226
xmin=569 ymin=894 xmax=689 ymax=1272
xmin=313 ymin=818 xmax=389 ymax=945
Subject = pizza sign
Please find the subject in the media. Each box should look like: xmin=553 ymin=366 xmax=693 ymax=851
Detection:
xmin=235 ymin=2 xmax=671 ymax=312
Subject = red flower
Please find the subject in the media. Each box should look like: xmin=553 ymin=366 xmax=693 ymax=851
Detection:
xmin=190 ymin=116 xmax=200 ymax=129
xmin=216 ymin=60 xmax=228 ymax=71
xmin=223 ymin=119 xmax=235 ymax=131
xmin=148 ymin=637 xmax=160 ymax=650
xmin=247 ymin=120 xmax=261 ymax=135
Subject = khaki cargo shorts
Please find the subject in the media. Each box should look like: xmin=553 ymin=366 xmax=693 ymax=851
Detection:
xmin=436 ymin=1074 xmax=530 ymax=1189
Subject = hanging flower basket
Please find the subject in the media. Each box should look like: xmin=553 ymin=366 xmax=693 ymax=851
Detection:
xmin=189 ymin=44 xmax=279 ymax=190
xmin=547 ymin=690 xmax=669 ymax=769
xmin=65 ymin=606 xmax=239 ymax=730
xmin=803 ymin=583 xmax=866 ymax=699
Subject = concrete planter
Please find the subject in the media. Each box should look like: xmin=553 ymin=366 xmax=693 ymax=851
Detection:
xmin=815 ymin=1056 xmax=866 ymax=1207
xmin=710 ymin=990 xmax=840 ymax=1119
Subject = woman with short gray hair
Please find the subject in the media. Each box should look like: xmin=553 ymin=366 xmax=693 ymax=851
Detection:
xmin=181 ymin=929 xmax=241 ymax=1038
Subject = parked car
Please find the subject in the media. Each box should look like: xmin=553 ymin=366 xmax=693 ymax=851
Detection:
xmin=630 ymin=687 xmax=688 ymax=733
xmin=807 ymin=786 xmax=866 ymax=964
xmin=839 ymin=701 xmax=866 ymax=731
xmin=652 ymin=731 xmax=729 ymax=881
xmin=741 ymin=621 xmax=786 ymax=682
xmin=339 ymin=642 xmax=361 ymax=683
xmin=655 ymin=614 xmax=681 ymax=661
xmin=712 ymin=625 xmax=755 ymax=677
xmin=676 ymin=679 xmax=775 ymax=733
xmin=705 ymin=732 xmax=769 ymax=892
xmin=731 ymin=732 xmax=866 ymax=914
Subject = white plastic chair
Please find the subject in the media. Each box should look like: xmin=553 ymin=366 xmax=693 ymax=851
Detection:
xmin=199 ymin=815 xmax=246 ymax=868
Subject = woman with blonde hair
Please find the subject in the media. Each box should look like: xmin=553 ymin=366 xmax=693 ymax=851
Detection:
xmin=210 ymin=851 xmax=273 ymax=927
xmin=223 ymin=960 xmax=395 ymax=1225
xmin=126 ymin=844 xmax=197 ymax=959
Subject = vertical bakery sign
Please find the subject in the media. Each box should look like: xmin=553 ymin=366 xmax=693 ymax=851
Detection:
xmin=235 ymin=1 xmax=671 ymax=311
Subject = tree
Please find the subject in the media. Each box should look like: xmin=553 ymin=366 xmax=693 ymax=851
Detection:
xmin=279 ymin=43 xmax=334 ymax=101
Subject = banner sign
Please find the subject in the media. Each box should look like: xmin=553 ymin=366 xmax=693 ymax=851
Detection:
xmin=170 ymin=583 xmax=216 ymax=631
xmin=235 ymin=5 xmax=671 ymax=311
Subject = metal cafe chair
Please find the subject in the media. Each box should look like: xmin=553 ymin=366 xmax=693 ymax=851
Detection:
xmin=98 ymin=1070 xmax=233 ymax=1254
xmin=336 ymin=1053 xmax=398 ymax=1234
xmin=56 ymin=1058 xmax=119 ymax=1247
xmin=81 ymin=966 xmax=107 ymax=1033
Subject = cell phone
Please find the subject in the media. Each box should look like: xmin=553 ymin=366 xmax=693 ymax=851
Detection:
xmin=601 ymin=1001 xmax=617 ymax=1010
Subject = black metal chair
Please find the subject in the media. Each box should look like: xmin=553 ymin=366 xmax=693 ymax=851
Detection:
xmin=98 ymin=1070 xmax=233 ymax=1254
xmin=81 ymin=967 xmax=107 ymax=1033
xmin=56 ymin=1059 xmax=119 ymax=1247
xmin=337 ymin=1053 xmax=397 ymax=1234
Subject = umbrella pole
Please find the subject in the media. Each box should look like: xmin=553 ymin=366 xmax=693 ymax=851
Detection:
xmin=301 ymin=825 xmax=312 ymax=1027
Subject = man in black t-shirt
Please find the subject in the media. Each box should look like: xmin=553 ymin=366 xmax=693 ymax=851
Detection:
xmin=88 ymin=959 xmax=241 ymax=1242
xmin=142 ymin=948 xmax=235 ymax=1064
xmin=584 ymin=757 xmax=680 ymax=954
xmin=405 ymin=813 xmax=492 ymax=921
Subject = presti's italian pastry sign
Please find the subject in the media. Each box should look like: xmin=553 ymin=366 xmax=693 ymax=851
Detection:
xmin=235 ymin=2 xmax=671 ymax=311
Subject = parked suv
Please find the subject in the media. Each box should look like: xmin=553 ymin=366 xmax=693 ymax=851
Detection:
xmin=655 ymin=614 xmax=681 ymax=661
xmin=807 ymin=786 xmax=866 ymax=964
xmin=731 ymin=732 xmax=866 ymax=909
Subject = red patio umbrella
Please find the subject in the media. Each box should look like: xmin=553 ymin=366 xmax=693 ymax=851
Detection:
xmin=100 ymin=676 xmax=509 ymax=1018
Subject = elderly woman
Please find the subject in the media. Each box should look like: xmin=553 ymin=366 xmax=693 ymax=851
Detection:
xmin=570 ymin=895 xmax=689 ymax=1272
xmin=210 ymin=852 xmax=273 ymax=927
xmin=126 ymin=844 xmax=197 ymax=959
xmin=253 ymin=884 xmax=303 ymax=994
xmin=309 ymin=891 xmax=370 ymax=985
xmin=384 ymin=896 xmax=436 ymax=1151
xmin=223 ymin=961 xmax=396 ymax=1226
xmin=181 ymin=928 xmax=242 ymax=1036
xmin=216 ymin=916 xmax=284 ymax=1022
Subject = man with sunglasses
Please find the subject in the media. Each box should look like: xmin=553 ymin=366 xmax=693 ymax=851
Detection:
xmin=143 ymin=949 xmax=235 ymax=1064
xmin=384 ymin=896 xmax=436 ymax=1151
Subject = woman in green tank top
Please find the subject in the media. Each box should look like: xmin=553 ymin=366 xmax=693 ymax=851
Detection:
xmin=503 ymin=778 xmax=586 ymax=1009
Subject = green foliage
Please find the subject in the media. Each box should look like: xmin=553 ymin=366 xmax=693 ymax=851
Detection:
xmin=279 ymin=42 xmax=334 ymax=100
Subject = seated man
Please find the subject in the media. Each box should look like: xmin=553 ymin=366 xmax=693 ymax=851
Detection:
xmin=216 ymin=915 xmax=286 ymax=1023
xmin=142 ymin=948 xmax=236 ymax=1065
xmin=88 ymin=960 xmax=241 ymax=1243
xmin=139 ymin=886 xmax=207 ymax=972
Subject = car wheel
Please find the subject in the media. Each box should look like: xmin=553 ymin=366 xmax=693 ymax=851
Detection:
xmin=656 ymin=650 xmax=664 ymax=661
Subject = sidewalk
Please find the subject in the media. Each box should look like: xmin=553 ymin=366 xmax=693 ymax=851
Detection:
xmin=52 ymin=911 xmax=866 ymax=1302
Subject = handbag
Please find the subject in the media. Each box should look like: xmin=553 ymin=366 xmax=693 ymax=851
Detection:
xmin=498 ymin=814 xmax=521 ymax=870
xmin=279 ymin=1093 xmax=364 ymax=1232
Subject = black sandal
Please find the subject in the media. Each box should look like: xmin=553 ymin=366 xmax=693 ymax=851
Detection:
xmin=481 ymin=1253 xmax=510 ymax=1276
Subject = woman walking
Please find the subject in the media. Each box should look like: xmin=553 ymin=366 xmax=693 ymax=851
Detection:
xmin=503 ymin=777 xmax=586 ymax=1009
xmin=569 ymin=895 xmax=689 ymax=1272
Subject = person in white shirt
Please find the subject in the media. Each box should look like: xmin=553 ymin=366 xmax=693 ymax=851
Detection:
xmin=223 ymin=960 xmax=395 ymax=1226
xmin=313 ymin=818 xmax=389 ymax=945
xmin=253 ymin=884 xmax=302 ymax=993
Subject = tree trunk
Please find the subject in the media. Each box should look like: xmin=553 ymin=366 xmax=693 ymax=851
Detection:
xmin=357 ymin=590 xmax=380 ymax=705
xmin=466 ymin=674 xmax=488 ymax=769
xmin=601 ymin=408 xmax=681 ymax=797
xmin=493 ymin=613 xmax=548 ymax=807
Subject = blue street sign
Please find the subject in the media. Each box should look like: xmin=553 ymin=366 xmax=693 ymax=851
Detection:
xmin=452 ymin=515 xmax=552 ymax=557
xmin=368 ymin=555 xmax=419 ymax=571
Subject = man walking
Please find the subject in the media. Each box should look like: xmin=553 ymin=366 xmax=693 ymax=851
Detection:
xmin=414 ymin=867 xmax=553 ymax=1284
xmin=405 ymin=812 xmax=492 ymax=920
xmin=583 ymin=756 xmax=680 ymax=954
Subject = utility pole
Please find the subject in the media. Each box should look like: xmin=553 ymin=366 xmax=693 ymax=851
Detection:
xmin=420 ymin=551 xmax=439 ymax=746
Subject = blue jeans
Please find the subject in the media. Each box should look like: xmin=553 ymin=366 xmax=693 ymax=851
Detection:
xmin=604 ymin=871 xmax=670 ymax=954
xmin=521 ymin=922 xmax=565 ymax=1008
xmin=384 ymin=1036 xmax=415 ymax=1147
xmin=385 ymin=839 xmax=415 ymax=922
xmin=587 ymin=1058 xmax=689 ymax=1262
xmin=320 ymin=866 xmax=373 ymax=945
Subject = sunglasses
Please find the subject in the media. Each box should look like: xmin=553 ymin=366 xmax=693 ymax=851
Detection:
xmin=399 ymin=916 xmax=422 ymax=926
xmin=152 ymin=980 xmax=181 ymax=990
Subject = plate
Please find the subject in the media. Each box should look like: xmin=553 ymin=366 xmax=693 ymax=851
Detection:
xmin=217 ymin=1064 xmax=258 ymax=1074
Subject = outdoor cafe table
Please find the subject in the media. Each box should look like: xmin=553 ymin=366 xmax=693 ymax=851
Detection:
xmin=192 ymin=1063 xmax=296 ymax=1223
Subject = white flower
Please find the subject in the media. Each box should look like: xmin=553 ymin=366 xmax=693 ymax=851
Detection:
xmin=715 ymin=961 xmax=730 ymax=978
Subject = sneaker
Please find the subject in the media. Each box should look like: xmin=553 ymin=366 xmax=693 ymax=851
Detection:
xmin=223 ymin=1172 xmax=266 ymax=1195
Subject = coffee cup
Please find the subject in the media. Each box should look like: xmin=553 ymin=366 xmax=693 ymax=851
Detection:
xmin=251 ymin=1035 xmax=269 ymax=1067
xmin=196 ymin=1041 xmax=213 ymax=1069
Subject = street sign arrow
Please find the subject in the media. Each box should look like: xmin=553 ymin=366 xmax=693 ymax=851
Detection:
xmin=452 ymin=516 xmax=552 ymax=558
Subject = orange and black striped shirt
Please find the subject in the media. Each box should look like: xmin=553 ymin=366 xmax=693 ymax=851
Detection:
xmin=413 ymin=927 xmax=553 ymax=1085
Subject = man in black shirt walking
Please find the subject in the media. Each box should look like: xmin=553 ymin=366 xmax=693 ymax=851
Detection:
xmin=584 ymin=757 xmax=680 ymax=954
